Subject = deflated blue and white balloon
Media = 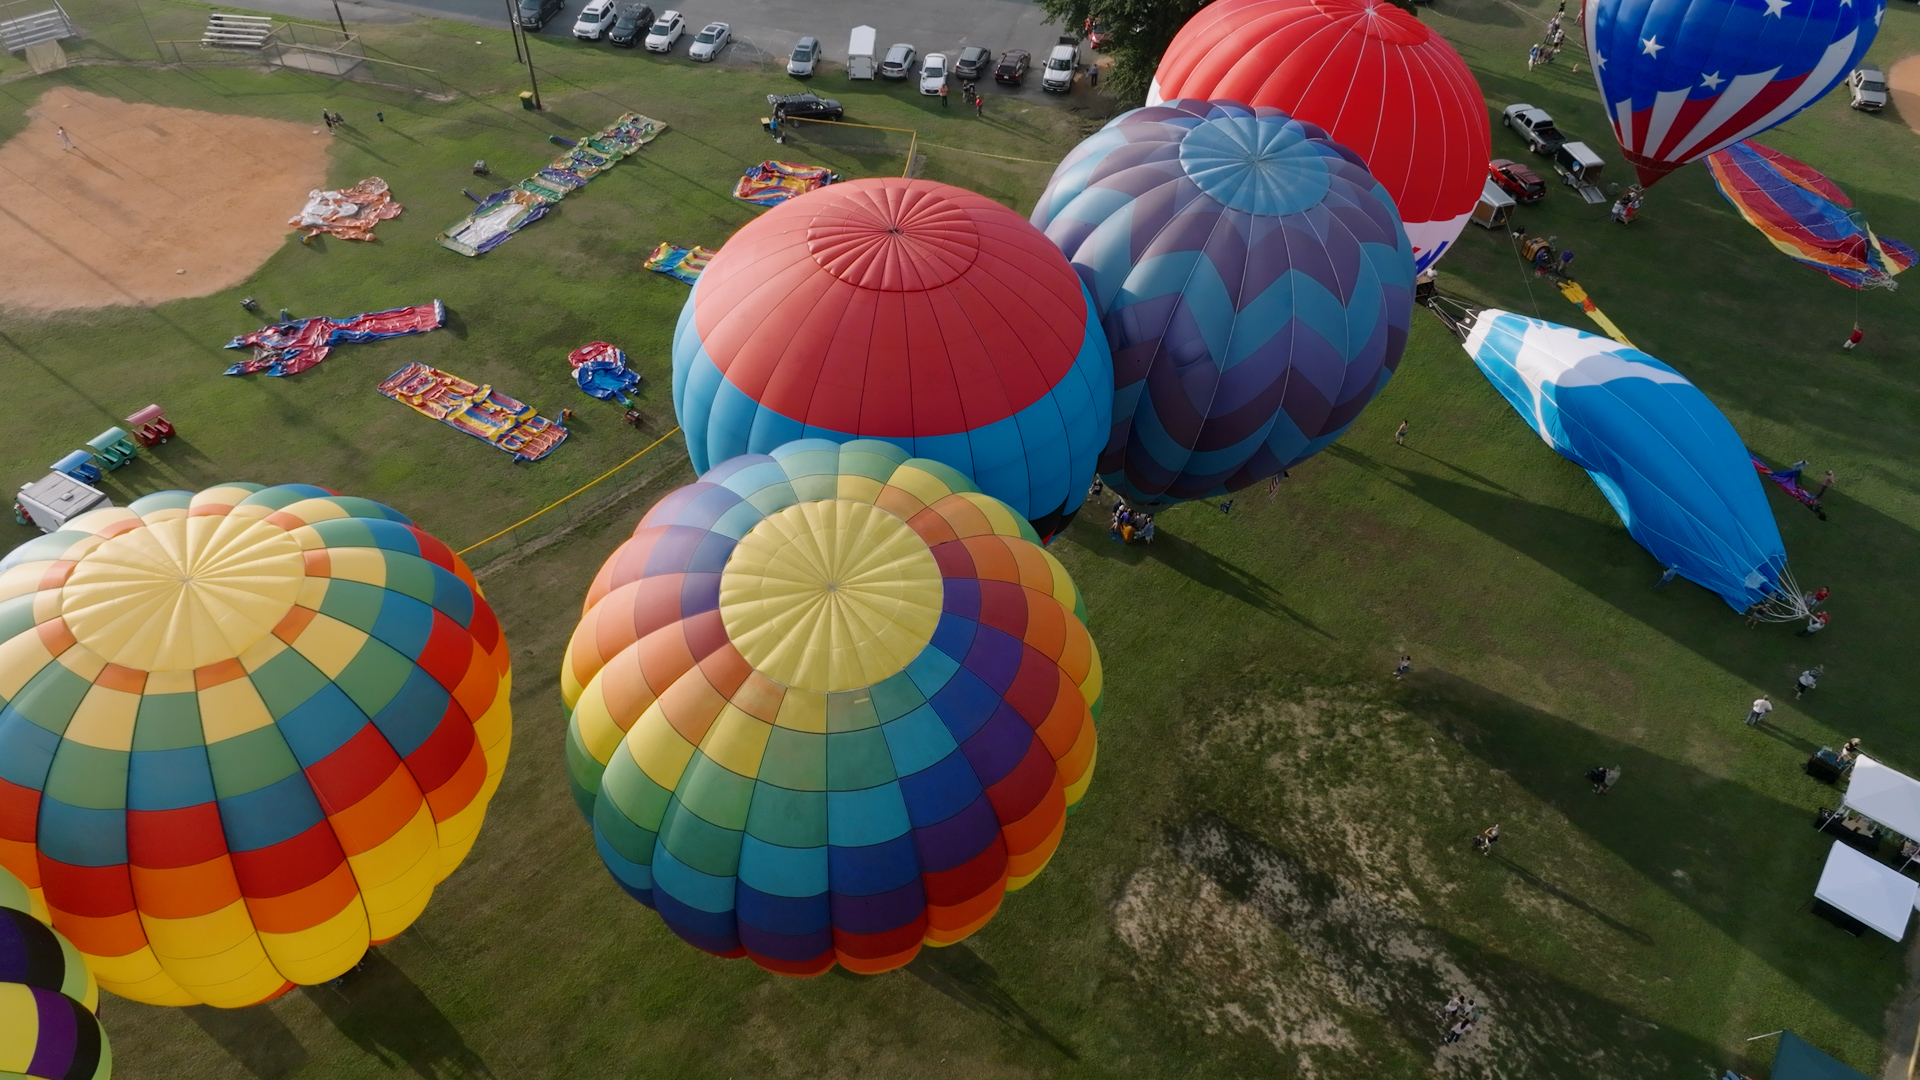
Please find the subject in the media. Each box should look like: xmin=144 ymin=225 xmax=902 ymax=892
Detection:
xmin=1462 ymin=310 xmax=1785 ymax=609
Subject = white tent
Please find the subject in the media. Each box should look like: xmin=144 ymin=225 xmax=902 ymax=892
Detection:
xmin=1841 ymin=755 xmax=1920 ymax=839
xmin=1814 ymin=840 xmax=1917 ymax=941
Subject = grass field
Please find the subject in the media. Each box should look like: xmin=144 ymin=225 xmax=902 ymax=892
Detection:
xmin=6 ymin=0 xmax=1920 ymax=1076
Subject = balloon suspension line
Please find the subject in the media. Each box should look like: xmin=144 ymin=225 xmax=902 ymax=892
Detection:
xmin=1508 ymin=229 xmax=1544 ymax=318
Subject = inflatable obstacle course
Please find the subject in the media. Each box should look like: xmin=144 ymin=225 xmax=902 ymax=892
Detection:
xmin=379 ymin=362 xmax=568 ymax=461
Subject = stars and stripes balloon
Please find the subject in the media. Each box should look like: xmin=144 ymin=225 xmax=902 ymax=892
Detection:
xmin=1586 ymin=0 xmax=1883 ymax=186
xmin=562 ymin=440 xmax=1100 ymax=976
xmin=1147 ymin=0 xmax=1490 ymax=273
xmin=672 ymin=178 xmax=1113 ymax=540
xmin=0 ymin=484 xmax=512 ymax=1007
xmin=1032 ymin=100 xmax=1416 ymax=507
xmin=1 ymin=865 xmax=110 ymax=1080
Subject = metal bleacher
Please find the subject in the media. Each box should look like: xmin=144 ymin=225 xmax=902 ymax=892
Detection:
xmin=200 ymin=12 xmax=273 ymax=50
xmin=0 ymin=2 xmax=74 ymax=52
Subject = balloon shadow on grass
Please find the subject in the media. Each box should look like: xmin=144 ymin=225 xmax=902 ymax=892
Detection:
xmin=1403 ymin=669 xmax=1906 ymax=1027
xmin=185 ymin=1005 xmax=309 ymax=1080
xmin=905 ymin=943 xmax=1078 ymax=1060
xmin=1063 ymin=514 xmax=1334 ymax=638
xmin=1329 ymin=444 xmax=1920 ymax=752
xmin=302 ymin=951 xmax=492 ymax=1079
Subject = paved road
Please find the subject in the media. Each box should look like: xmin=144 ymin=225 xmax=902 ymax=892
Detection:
xmin=224 ymin=0 xmax=1078 ymax=90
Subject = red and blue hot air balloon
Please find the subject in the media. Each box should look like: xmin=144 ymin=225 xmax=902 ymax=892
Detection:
xmin=672 ymin=178 xmax=1112 ymax=539
xmin=1586 ymin=0 xmax=1882 ymax=186
xmin=1031 ymin=100 xmax=1415 ymax=507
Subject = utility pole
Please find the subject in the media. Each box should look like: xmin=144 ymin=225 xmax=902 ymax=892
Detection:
xmin=525 ymin=38 xmax=543 ymax=109
xmin=331 ymin=0 xmax=347 ymax=37
xmin=501 ymin=0 xmax=522 ymax=63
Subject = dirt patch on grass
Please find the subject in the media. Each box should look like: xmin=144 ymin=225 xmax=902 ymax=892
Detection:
xmin=1892 ymin=55 xmax=1920 ymax=137
xmin=0 ymin=86 xmax=328 ymax=312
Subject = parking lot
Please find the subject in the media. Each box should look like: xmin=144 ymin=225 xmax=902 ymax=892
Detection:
xmin=246 ymin=0 xmax=1088 ymax=100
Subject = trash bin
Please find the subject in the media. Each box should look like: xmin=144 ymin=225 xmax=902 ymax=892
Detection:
xmin=519 ymin=91 xmax=535 ymax=111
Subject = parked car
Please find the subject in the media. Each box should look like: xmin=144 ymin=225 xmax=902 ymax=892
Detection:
xmin=643 ymin=9 xmax=684 ymax=51
xmin=768 ymin=93 xmax=843 ymax=121
xmin=787 ymin=35 xmax=819 ymax=76
xmin=993 ymin=48 xmax=1030 ymax=85
xmin=880 ymin=42 xmax=916 ymax=80
xmin=607 ymin=3 xmax=654 ymax=46
xmin=573 ymin=0 xmax=618 ymax=40
xmin=688 ymin=21 xmax=729 ymax=61
xmin=1086 ymin=19 xmax=1110 ymax=50
xmin=1488 ymin=158 xmax=1546 ymax=203
xmin=919 ymin=52 xmax=949 ymax=95
xmin=954 ymin=45 xmax=991 ymax=81
xmin=515 ymin=0 xmax=563 ymax=30
xmin=1849 ymin=65 xmax=1888 ymax=111
xmin=1042 ymin=36 xmax=1077 ymax=93
xmin=1502 ymin=103 xmax=1566 ymax=155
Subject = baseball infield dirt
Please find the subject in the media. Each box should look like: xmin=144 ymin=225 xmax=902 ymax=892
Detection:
xmin=1892 ymin=55 xmax=1920 ymax=138
xmin=0 ymin=86 xmax=328 ymax=313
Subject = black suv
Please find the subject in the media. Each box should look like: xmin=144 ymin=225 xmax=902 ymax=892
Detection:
xmin=608 ymin=3 xmax=655 ymax=46
xmin=516 ymin=0 xmax=563 ymax=29
xmin=767 ymin=93 xmax=844 ymax=121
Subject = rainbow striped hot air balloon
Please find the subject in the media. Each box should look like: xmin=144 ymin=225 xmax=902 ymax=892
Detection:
xmin=563 ymin=440 xmax=1100 ymax=975
xmin=0 ymin=484 xmax=511 ymax=1007
xmin=1 ymin=865 xmax=110 ymax=1080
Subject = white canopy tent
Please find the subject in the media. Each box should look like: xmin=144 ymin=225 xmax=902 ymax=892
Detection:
xmin=1814 ymin=841 xmax=1917 ymax=941
xmin=1841 ymin=755 xmax=1920 ymax=839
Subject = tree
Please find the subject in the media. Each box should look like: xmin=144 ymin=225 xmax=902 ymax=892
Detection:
xmin=1038 ymin=0 xmax=1212 ymax=105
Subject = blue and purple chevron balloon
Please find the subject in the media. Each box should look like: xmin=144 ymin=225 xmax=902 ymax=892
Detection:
xmin=1033 ymin=99 xmax=1416 ymax=506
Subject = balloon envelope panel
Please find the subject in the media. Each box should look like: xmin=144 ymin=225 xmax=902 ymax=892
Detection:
xmin=1706 ymin=140 xmax=1917 ymax=289
xmin=0 ymin=865 xmax=110 ymax=1080
xmin=673 ymin=178 xmax=1113 ymax=539
xmin=563 ymin=440 xmax=1100 ymax=975
xmin=1586 ymin=0 xmax=1881 ymax=185
xmin=1463 ymin=311 xmax=1785 ymax=608
xmin=1034 ymin=99 xmax=1415 ymax=507
xmin=1147 ymin=0 xmax=1489 ymax=272
xmin=0 ymin=484 xmax=512 ymax=1007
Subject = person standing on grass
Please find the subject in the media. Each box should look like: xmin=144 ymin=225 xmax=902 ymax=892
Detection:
xmin=1816 ymin=469 xmax=1835 ymax=499
xmin=1843 ymin=325 xmax=1863 ymax=350
xmin=1438 ymin=993 xmax=1464 ymax=1021
xmin=975 ymin=94 xmax=983 ymax=118
xmin=1746 ymin=694 xmax=1772 ymax=726
xmin=57 ymin=126 xmax=74 ymax=150
xmin=1796 ymin=665 xmax=1823 ymax=698
xmin=1089 ymin=64 xmax=1099 ymax=88
xmin=1474 ymin=824 xmax=1500 ymax=854
xmin=1597 ymin=766 xmax=1621 ymax=794
xmin=1655 ymin=565 xmax=1679 ymax=589
xmin=1396 ymin=419 xmax=1409 ymax=446
xmin=1394 ymin=655 xmax=1411 ymax=680
xmin=939 ymin=83 xmax=949 ymax=108
xmin=1528 ymin=44 xmax=1541 ymax=69
xmin=1219 ymin=499 xmax=1235 ymax=516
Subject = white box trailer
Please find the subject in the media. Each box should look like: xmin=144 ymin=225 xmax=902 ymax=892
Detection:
xmin=16 ymin=472 xmax=111 ymax=533
xmin=848 ymin=25 xmax=875 ymax=79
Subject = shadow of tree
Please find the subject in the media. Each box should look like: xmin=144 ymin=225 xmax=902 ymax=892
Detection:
xmin=1172 ymin=813 xmax=1753 ymax=1077
xmin=302 ymin=951 xmax=492 ymax=1079
xmin=1404 ymin=670 xmax=1907 ymax=1026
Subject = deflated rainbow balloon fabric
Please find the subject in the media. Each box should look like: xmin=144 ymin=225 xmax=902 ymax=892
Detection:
xmin=563 ymin=440 xmax=1100 ymax=975
xmin=1 ymin=863 xmax=110 ymax=1080
xmin=0 ymin=483 xmax=511 ymax=1007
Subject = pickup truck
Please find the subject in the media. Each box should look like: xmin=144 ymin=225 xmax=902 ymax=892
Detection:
xmin=1042 ymin=35 xmax=1078 ymax=93
xmin=1502 ymin=103 xmax=1566 ymax=156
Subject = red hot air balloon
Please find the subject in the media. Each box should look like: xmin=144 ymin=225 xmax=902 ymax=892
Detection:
xmin=1147 ymin=0 xmax=1489 ymax=274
